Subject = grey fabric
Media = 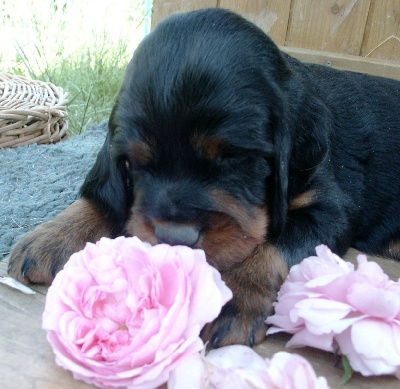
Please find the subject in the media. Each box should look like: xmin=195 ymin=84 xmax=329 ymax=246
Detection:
xmin=0 ymin=121 xmax=107 ymax=259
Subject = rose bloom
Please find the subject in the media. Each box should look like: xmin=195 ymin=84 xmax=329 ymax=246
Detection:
xmin=266 ymin=245 xmax=400 ymax=378
xmin=265 ymin=352 xmax=329 ymax=389
xmin=169 ymin=345 xmax=329 ymax=389
xmin=42 ymin=236 xmax=232 ymax=389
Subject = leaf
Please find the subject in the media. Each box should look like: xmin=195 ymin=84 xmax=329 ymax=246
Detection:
xmin=340 ymin=355 xmax=354 ymax=386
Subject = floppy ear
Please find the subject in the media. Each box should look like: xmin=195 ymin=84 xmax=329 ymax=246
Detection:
xmin=270 ymin=90 xmax=330 ymax=238
xmin=79 ymin=105 xmax=133 ymax=233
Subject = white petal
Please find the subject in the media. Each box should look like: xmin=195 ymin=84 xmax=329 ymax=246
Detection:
xmin=0 ymin=276 xmax=36 ymax=294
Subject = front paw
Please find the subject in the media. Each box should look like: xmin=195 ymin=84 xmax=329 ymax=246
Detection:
xmin=201 ymin=244 xmax=289 ymax=348
xmin=8 ymin=221 xmax=83 ymax=285
xmin=8 ymin=199 xmax=116 ymax=285
xmin=200 ymin=299 xmax=270 ymax=348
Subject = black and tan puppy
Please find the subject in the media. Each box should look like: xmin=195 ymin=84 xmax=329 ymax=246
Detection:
xmin=8 ymin=8 xmax=400 ymax=347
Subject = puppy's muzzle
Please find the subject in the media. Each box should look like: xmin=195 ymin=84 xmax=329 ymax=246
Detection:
xmin=153 ymin=221 xmax=200 ymax=247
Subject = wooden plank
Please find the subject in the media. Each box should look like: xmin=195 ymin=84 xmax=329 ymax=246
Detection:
xmin=151 ymin=0 xmax=218 ymax=29
xmin=282 ymin=46 xmax=400 ymax=80
xmin=1 ymin=260 xmax=91 ymax=389
xmin=361 ymin=0 xmax=400 ymax=61
xmin=1 ymin=249 xmax=400 ymax=388
xmin=286 ymin=0 xmax=372 ymax=55
xmin=218 ymin=0 xmax=292 ymax=45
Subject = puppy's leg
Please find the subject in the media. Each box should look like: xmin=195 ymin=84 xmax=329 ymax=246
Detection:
xmin=8 ymin=199 xmax=117 ymax=284
xmin=201 ymin=244 xmax=288 ymax=348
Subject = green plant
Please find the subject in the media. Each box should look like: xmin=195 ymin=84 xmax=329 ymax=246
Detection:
xmin=1 ymin=0 xmax=150 ymax=135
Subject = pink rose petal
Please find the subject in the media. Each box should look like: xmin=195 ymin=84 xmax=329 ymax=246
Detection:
xmin=266 ymin=245 xmax=400 ymax=378
xmin=169 ymin=346 xmax=328 ymax=389
xmin=266 ymin=352 xmax=329 ymax=389
xmin=347 ymin=283 xmax=400 ymax=319
xmin=336 ymin=319 xmax=400 ymax=377
xmin=43 ymin=236 xmax=232 ymax=389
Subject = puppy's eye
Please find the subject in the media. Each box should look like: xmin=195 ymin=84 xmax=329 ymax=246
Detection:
xmin=121 ymin=157 xmax=134 ymax=188
xmin=219 ymin=148 xmax=239 ymax=160
xmin=215 ymin=146 xmax=241 ymax=164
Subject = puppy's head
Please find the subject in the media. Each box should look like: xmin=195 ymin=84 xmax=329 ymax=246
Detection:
xmin=95 ymin=9 xmax=329 ymax=270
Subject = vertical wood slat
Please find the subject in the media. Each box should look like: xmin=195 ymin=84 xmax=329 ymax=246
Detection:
xmin=151 ymin=0 xmax=218 ymax=29
xmin=361 ymin=0 xmax=400 ymax=61
xmin=150 ymin=0 xmax=400 ymax=64
xmin=218 ymin=0 xmax=292 ymax=45
xmin=286 ymin=0 xmax=372 ymax=55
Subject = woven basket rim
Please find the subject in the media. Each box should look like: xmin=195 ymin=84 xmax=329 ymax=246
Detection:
xmin=0 ymin=72 xmax=68 ymax=148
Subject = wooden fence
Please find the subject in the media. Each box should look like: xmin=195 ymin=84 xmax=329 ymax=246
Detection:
xmin=151 ymin=0 xmax=400 ymax=80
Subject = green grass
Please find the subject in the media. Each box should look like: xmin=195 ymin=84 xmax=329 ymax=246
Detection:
xmin=1 ymin=0 xmax=151 ymax=135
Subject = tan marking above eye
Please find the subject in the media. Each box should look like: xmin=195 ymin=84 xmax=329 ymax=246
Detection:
xmin=191 ymin=133 xmax=227 ymax=161
xmin=130 ymin=141 xmax=152 ymax=166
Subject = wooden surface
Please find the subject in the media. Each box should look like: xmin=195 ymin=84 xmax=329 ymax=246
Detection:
xmin=151 ymin=0 xmax=400 ymax=75
xmin=1 ymin=249 xmax=399 ymax=389
xmin=218 ymin=0 xmax=292 ymax=45
xmin=282 ymin=46 xmax=400 ymax=80
xmin=286 ymin=0 xmax=372 ymax=56
xmin=361 ymin=0 xmax=400 ymax=60
xmin=151 ymin=0 xmax=218 ymax=29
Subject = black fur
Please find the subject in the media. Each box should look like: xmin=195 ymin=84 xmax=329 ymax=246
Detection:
xmin=81 ymin=8 xmax=400 ymax=264
xmin=8 ymin=8 xmax=400 ymax=346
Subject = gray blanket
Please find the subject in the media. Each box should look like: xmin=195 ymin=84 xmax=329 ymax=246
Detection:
xmin=0 ymin=121 xmax=108 ymax=259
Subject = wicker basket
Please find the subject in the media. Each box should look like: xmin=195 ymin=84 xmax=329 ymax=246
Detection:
xmin=0 ymin=73 xmax=68 ymax=148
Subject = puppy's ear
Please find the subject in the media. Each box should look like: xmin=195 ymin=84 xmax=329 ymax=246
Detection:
xmin=79 ymin=105 xmax=133 ymax=233
xmin=271 ymin=111 xmax=290 ymax=238
xmin=271 ymin=91 xmax=329 ymax=238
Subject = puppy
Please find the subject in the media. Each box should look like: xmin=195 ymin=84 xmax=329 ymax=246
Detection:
xmin=8 ymin=8 xmax=400 ymax=348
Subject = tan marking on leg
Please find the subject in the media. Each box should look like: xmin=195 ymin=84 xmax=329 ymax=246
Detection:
xmin=8 ymin=199 xmax=117 ymax=284
xmin=201 ymin=244 xmax=288 ymax=347
xmin=387 ymin=240 xmax=400 ymax=260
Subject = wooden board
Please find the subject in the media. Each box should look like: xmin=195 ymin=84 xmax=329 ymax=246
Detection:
xmin=218 ymin=0 xmax=292 ymax=45
xmin=286 ymin=0 xmax=372 ymax=55
xmin=361 ymin=0 xmax=400 ymax=61
xmin=150 ymin=0 xmax=400 ymax=65
xmin=1 ymin=249 xmax=399 ymax=389
xmin=151 ymin=0 xmax=217 ymax=29
xmin=282 ymin=46 xmax=400 ymax=80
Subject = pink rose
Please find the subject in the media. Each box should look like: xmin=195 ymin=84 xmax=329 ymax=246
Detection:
xmin=169 ymin=345 xmax=270 ymax=388
xmin=265 ymin=352 xmax=329 ymax=389
xmin=266 ymin=245 xmax=400 ymax=378
xmin=169 ymin=345 xmax=328 ymax=388
xmin=42 ymin=236 xmax=232 ymax=389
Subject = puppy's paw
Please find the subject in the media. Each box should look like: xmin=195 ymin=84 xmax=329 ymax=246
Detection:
xmin=8 ymin=199 xmax=116 ymax=285
xmin=200 ymin=299 xmax=270 ymax=348
xmin=8 ymin=220 xmax=86 ymax=284
xmin=201 ymin=244 xmax=288 ymax=348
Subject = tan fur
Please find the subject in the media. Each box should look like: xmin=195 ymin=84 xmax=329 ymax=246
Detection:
xmin=289 ymin=190 xmax=317 ymax=210
xmin=130 ymin=141 xmax=152 ymax=166
xmin=191 ymin=133 xmax=227 ymax=161
xmin=126 ymin=188 xmax=269 ymax=272
xmin=8 ymin=199 xmax=116 ymax=284
xmin=200 ymin=189 xmax=268 ymax=271
xmin=201 ymin=244 xmax=289 ymax=346
xmin=387 ymin=240 xmax=400 ymax=260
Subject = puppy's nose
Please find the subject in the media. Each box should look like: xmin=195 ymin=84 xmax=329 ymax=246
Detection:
xmin=154 ymin=222 xmax=200 ymax=247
